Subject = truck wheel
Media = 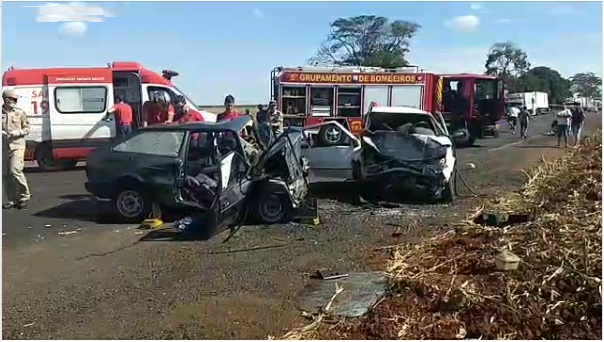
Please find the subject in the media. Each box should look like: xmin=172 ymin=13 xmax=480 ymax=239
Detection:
xmin=318 ymin=125 xmax=346 ymax=147
xmin=111 ymin=186 xmax=152 ymax=223
xmin=36 ymin=146 xmax=78 ymax=172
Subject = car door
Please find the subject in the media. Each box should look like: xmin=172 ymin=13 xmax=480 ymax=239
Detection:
xmin=301 ymin=121 xmax=361 ymax=182
xmin=174 ymin=132 xmax=252 ymax=232
xmin=109 ymin=129 xmax=187 ymax=205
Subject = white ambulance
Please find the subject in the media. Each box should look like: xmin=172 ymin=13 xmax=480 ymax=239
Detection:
xmin=2 ymin=62 xmax=215 ymax=171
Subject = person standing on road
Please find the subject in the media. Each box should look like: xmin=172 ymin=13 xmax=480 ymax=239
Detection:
xmin=266 ymin=99 xmax=284 ymax=136
xmin=518 ymin=106 xmax=534 ymax=139
xmin=217 ymin=95 xmax=240 ymax=122
xmin=507 ymin=105 xmax=520 ymax=134
xmin=256 ymin=104 xmax=267 ymax=123
xmin=105 ymin=96 xmax=133 ymax=138
xmin=570 ymin=102 xmax=586 ymax=147
xmin=2 ymin=89 xmax=31 ymax=210
xmin=556 ymin=105 xmax=572 ymax=148
xmin=175 ymin=95 xmax=205 ymax=124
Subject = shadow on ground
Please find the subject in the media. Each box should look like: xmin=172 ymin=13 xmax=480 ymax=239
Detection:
xmin=32 ymin=195 xmax=115 ymax=224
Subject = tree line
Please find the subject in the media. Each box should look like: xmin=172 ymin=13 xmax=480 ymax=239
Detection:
xmin=310 ymin=15 xmax=602 ymax=104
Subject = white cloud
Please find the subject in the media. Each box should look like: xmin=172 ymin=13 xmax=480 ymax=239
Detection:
xmin=496 ymin=18 xmax=512 ymax=24
xmin=470 ymin=3 xmax=483 ymax=11
xmin=26 ymin=2 xmax=113 ymax=37
xmin=59 ymin=21 xmax=87 ymax=37
xmin=252 ymin=8 xmax=264 ymax=18
xmin=445 ymin=15 xmax=480 ymax=31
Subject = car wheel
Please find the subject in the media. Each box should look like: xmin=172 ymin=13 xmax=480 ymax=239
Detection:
xmin=255 ymin=191 xmax=291 ymax=224
xmin=112 ymin=187 xmax=151 ymax=223
xmin=318 ymin=125 xmax=345 ymax=146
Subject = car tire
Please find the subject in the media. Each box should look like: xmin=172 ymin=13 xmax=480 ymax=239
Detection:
xmin=253 ymin=191 xmax=292 ymax=224
xmin=36 ymin=146 xmax=78 ymax=172
xmin=318 ymin=125 xmax=346 ymax=147
xmin=111 ymin=186 xmax=152 ymax=223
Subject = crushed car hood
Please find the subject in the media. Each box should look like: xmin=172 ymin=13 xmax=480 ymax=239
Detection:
xmin=362 ymin=132 xmax=451 ymax=162
xmin=362 ymin=132 xmax=455 ymax=182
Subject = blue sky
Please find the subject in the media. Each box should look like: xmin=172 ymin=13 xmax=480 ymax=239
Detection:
xmin=2 ymin=1 xmax=602 ymax=104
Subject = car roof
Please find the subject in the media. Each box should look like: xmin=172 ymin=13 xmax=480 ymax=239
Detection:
xmin=141 ymin=115 xmax=253 ymax=132
xmin=370 ymin=106 xmax=431 ymax=115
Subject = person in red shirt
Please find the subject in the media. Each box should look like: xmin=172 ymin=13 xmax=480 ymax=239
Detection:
xmin=217 ymin=94 xmax=240 ymax=121
xmin=105 ymin=96 xmax=134 ymax=138
xmin=142 ymin=94 xmax=175 ymax=127
xmin=175 ymin=95 xmax=205 ymax=124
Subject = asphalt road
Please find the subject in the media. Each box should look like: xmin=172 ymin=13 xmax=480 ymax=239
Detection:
xmin=1 ymin=113 xmax=601 ymax=339
xmin=0 ymin=114 xmax=593 ymax=248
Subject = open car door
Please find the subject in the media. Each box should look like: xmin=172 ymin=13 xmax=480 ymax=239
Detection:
xmin=301 ymin=121 xmax=361 ymax=182
xmin=175 ymin=133 xmax=252 ymax=237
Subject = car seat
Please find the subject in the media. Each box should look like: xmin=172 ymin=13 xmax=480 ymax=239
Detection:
xmin=184 ymin=171 xmax=218 ymax=209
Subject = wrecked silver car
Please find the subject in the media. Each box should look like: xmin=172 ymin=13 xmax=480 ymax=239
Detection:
xmin=86 ymin=116 xmax=312 ymax=235
xmin=302 ymin=106 xmax=457 ymax=202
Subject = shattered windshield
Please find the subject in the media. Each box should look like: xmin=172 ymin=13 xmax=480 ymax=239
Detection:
xmin=113 ymin=130 xmax=185 ymax=157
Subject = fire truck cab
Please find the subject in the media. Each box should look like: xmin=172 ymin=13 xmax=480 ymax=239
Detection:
xmin=439 ymin=74 xmax=505 ymax=145
xmin=2 ymin=62 xmax=215 ymax=171
xmin=271 ymin=66 xmax=438 ymax=146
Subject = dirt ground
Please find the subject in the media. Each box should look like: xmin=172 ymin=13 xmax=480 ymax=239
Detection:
xmin=2 ymin=114 xmax=601 ymax=339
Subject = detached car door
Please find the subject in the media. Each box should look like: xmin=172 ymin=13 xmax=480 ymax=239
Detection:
xmin=301 ymin=121 xmax=361 ymax=182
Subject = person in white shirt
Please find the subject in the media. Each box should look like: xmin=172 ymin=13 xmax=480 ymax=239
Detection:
xmin=556 ymin=105 xmax=572 ymax=148
xmin=507 ymin=105 xmax=520 ymax=134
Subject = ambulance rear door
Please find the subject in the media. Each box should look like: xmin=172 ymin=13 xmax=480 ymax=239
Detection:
xmin=46 ymin=69 xmax=115 ymax=144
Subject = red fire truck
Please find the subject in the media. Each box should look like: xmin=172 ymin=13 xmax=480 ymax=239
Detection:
xmin=270 ymin=66 xmax=505 ymax=146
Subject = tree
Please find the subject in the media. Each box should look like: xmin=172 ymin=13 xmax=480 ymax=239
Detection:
xmin=309 ymin=15 xmax=420 ymax=68
xmin=484 ymin=42 xmax=530 ymax=89
xmin=569 ymin=72 xmax=602 ymax=100
xmin=515 ymin=66 xmax=571 ymax=104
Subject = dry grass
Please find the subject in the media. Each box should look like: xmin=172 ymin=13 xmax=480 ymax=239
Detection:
xmin=280 ymin=131 xmax=602 ymax=340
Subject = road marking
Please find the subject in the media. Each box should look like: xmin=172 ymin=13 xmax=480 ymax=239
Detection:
xmin=489 ymin=141 xmax=523 ymax=152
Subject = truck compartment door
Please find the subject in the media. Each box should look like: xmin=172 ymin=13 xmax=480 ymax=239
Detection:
xmin=363 ymin=86 xmax=389 ymax=114
xmin=391 ymin=85 xmax=423 ymax=109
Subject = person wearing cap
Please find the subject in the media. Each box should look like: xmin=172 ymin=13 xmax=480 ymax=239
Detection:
xmin=217 ymin=95 xmax=240 ymax=122
xmin=2 ymin=89 xmax=31 ymax=210
xmin=105 ymin=96 xmax=133 ymax=138
xmin=267 ymin=99 xmax=284 ymax=136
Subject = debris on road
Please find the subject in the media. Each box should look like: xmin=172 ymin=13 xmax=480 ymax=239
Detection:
xmin=285 ymin=131 xmax=603 ymax=340
xmin=58 ymin=228 xmax=82 ymax=236
xmin=297 ymin=272 xmax=388 ymax=318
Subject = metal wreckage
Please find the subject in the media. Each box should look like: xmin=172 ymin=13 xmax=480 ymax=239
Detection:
xmin=85 ymin=107 xmax=457 ymax=239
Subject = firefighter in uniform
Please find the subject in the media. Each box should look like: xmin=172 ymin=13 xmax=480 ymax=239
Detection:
xmin=2 ymin=89 xmax=31 ymax=209
xmin=266 ymin=99 xmax=284 ymax=136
